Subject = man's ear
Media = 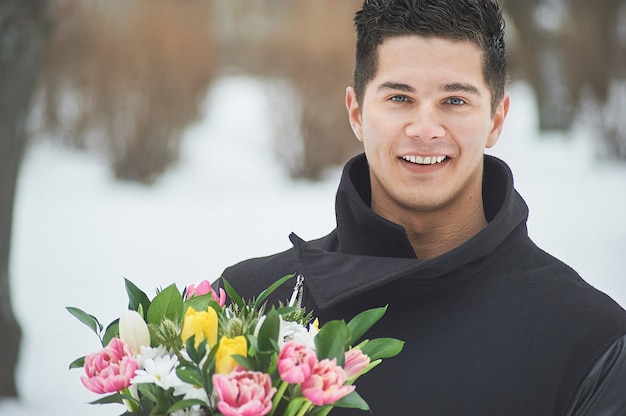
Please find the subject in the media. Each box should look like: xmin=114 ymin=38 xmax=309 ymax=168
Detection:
xmin=345 ymin=87 xmax=364 ymax=142
xmin=486 ymin=92 xmax=510 ymax=149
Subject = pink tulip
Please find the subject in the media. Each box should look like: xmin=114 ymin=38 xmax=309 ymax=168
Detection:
xmin=185 ymin=280 xmax=226 ymax=307
xmin=81 ymin=338 xmax=138 ymax=394
xmin=343 ymin=348 xmax=370 ymax=379
xmin=301 ymin=358 xmax=355 ymax=406
xmin=213 ymin=371 xmax=276 ymax=416
xmin=277 ymin=341 xmax=318 ymax=384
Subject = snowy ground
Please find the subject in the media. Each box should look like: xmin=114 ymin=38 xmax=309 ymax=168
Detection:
xmin=1 ymin=76 xmax=625 ymax=415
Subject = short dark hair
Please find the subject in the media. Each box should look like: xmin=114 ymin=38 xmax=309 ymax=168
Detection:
xmin=353 ymin=0 xmax=507 ymax=114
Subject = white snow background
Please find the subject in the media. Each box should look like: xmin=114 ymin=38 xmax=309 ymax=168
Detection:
xmin=1 ymin=76 xmax=625 ymax=415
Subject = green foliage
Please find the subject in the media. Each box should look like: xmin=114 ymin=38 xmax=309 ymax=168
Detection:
xmin=146 ymin=284 xmax=183 ymax=326
xmin=314 ymin=320 xmax=352 ymax=365
xmin=347 ymin=305 xmax=387 ymax=345
xmin=68 ymin=276 xmax=404 ymax=416
xmin=66 ymin=306 xmax=103 ymax=341
xmin=125 ymin=278 xmax=151 ymax=318
xmin=103 ymin=319 xmax=119 ymax=347
xmin=360 ymin=337 xmax=404 ymax=361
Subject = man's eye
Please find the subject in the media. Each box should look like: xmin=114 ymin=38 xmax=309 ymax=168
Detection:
xmin=447 ymin=97 xmax=466 ymax=105
xmin=391 ymin=95 xmax=409 ymax=103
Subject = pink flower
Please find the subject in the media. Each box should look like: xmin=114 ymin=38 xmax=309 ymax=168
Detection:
xmin=212 ymin=370 xmax=276 ymax=416
xmin=343 ymin=348 xmax=370 ymax=379
xmin=277 ymin=341 xmax=318 ymax=384
xmin=301 ymin=358 xmax=355 ymax=406
xmin=81 ymin=338 xmax=138 ymax=394
xmin=185 ymin=280 xmax=226 ymax=307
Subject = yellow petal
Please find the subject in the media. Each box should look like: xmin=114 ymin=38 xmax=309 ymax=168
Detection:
xmin=181 ymin=306 xmax=218 ymax=348
xmin=215 ymin=336 xmax=247 ymax=374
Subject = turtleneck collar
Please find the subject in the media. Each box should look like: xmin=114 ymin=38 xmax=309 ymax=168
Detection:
xmin=290 ymin=152 xmax=529 ymax=310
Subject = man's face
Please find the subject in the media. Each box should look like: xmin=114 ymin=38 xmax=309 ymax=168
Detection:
xmin=346 ymin=35 xmax=509 ymax=224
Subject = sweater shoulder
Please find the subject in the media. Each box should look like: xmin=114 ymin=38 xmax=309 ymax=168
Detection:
xmin=511 ymin=238 xmax=626 ymax=322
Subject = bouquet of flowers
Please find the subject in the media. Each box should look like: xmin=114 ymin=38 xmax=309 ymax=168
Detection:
xmin=67 ymin=274 xmax=404 ymax=416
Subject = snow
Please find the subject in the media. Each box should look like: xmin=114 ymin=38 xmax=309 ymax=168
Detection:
xmin=1 ymin=76 xmax=625 ymax=415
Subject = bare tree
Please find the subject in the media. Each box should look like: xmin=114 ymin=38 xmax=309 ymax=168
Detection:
xmin=38 ymin=0 xmax=218 ymax=184
xmin=0 ymin=0 xmax=48 ymax=398
xmin=214 ymin=0 xmax=362 ymax=179
xmin=505 ymin=0 xmax=576 ymax=132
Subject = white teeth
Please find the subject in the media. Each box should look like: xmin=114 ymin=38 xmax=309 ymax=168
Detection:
xmin=401 ymin=155 xmax=447 ymax=165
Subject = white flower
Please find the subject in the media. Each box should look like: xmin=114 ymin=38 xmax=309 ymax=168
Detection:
xmin=254 ymin=315 xmax=317 ymax=350
xmin=280 ymin=319 xmax=316 ymax=350
xmin=136 ymin=345 xmax=169 ymax=369
xmin=119 ymin=310 xmax=151 ymax=356
xmin=173 ymin=381 xmax=210 ymax=404
xmin=170 ymin=405 xmax=205 ymax=416
xmin=131 ymin=354 xmax=181 ymax=390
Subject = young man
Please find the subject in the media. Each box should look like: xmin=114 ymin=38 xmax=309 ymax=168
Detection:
xmin=218 ymin=0 xmax=626 ymax=414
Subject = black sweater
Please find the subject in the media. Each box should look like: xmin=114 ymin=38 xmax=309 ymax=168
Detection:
xmin=221 ymin=154 xmax=626 ymax=415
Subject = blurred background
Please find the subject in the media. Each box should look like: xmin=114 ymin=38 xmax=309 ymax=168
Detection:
xmin=1 ymin=0 xmax=625 ymax=414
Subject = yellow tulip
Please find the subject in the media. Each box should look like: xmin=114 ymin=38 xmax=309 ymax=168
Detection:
xmin=181 ymin=306 xmax=218 ymax=348
xmin=215 ymin=336 xmax=247 ymax=374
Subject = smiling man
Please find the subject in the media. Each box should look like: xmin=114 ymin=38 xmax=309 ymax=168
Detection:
xmin=345 ymin=35 xmax=508 ymax=260
xmin=218 ymin=1 xmax=626 ymax=414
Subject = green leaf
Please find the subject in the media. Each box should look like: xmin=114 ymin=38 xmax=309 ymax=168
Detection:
xmin=333 ymin=390 xmax=370 ymax=410
xmin=254 ymin=274 xmax=294 ymax=309
xmin=221 ymin=277 xmax=244 ymax=309
xmin=347 ymin=306 xmax=387 ymax=345
xmin=257 ymin=308 xmax=280 ymax=353
xmin=102 ymin=319 xmax=120 ymax=347
xmin=124 ymin=278 xmax=151 ymax=319
xmin=360 ymin=338 xmax=404 ymax=361
xmin=183 ymin=293 xmax=212 ymax=314
xmin=185 ymin=336 xmax=207 ymax=364
xmin=166 ymin=399 xmax=209 ymax=413
xmin=68 ymin=356 xmax=85 ymax=369
xmin=66 ymin=306 xmax=103 ymax=337
xmin=146 ymin=284 xmax=183 ymax=326
xmin=89 ymin=392 xmax=125 ymax=405
xmin=136 ymin=383 xmax=164 ymax=405
xmin=176 ymin=366 xmax=205 ymax=387
xmin=232 ymin=353 xmax=258 ymax=371
xmin=314 ymin=320 xmax=351 ymax=364
xmin=275 ymin=306 xmax=299 ymax=316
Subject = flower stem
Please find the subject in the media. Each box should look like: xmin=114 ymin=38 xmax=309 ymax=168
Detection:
xmin=121 ymin=387 xmax=139 ymax=413
xmin=295 ymin=400 xmax=314 ymax=416
xmin=269 ymin=381 xmax=289 ymax=416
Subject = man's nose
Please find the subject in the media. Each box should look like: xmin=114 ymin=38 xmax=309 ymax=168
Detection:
xmin=404 ymin=105 xmax=445 ymax=140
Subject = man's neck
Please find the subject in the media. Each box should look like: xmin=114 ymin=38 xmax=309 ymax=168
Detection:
xmin=372 ymin=196 xmax=488 ymax=260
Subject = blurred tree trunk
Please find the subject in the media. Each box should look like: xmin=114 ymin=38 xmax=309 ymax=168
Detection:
xmin=565 ymin=0 xmax=620 ymax=104
xmin=0 ymin=0 xmax=48 ymax=398
xmin=505 ymin=0 xmax=575 ymax=132
xmin=564 ymin=0 xmax=626 ymax=158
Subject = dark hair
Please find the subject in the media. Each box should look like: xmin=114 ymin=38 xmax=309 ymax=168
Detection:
xmin=353 ymin=0 xmax=507 ymax=114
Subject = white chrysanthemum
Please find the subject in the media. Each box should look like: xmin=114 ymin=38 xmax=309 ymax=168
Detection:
xmin=174 ymin=382 xmax=210 ymax=404
xmin=254 ymin=315 xmax=317 ymax=350
xmin=170 ymin=405 xmax=205 ymax=416
xmin=131 ymin=354 xmax=181 ymax=390
xmin=136 ymin=345 xmax=169 ymax=369
xmin=280 ymin=319 xmax=316 ymax=350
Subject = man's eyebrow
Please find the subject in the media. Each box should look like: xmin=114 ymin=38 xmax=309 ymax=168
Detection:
xmin=377 ymin=82 xmax=416 ymax=94
xmin=377 ymin=81 xmax=481 ymax=96
xmin=440 ymin=82 xmax=481 ymax=95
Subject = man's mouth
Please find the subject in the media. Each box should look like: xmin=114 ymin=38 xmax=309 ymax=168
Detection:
xmin=400 ymin=155 xmax=448 ymax=165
